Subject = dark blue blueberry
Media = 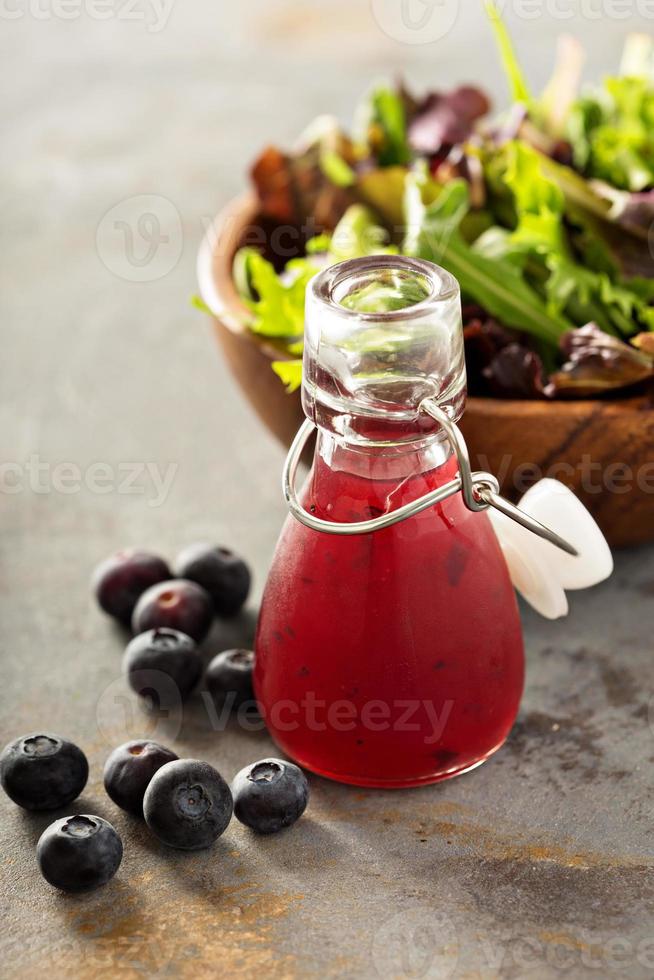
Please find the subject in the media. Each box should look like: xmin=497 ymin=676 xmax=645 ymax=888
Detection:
xmin=92 ymin=550 xmax=170 ymax=625
xmin=231 ymin=758 xmax=309 ymax=835
xmin=174 ymin=544 xmax=251 ymax=617
xmin=0 ymin=734 xmax=88 ymax=811
xmin=103 ymin=740 xmax=179 ymax=817
xmin=206 ymin=649 xmax=255 ymax=709
xmin=123 ymin=628 xmax=202 ymax=701
xmin=131 ymin=580 xmax=213 ymax=643
xmin=37 ymin=814 xmax=123 ymax=892
xmin=143 ymin=759 xmax=233 ymax=850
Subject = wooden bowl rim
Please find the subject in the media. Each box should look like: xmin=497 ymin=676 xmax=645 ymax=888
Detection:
xmin=197 ymin=192 xmax=649 ymax=419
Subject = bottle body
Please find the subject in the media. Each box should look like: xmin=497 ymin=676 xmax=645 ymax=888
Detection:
xmin=255 ymin=435 xmax=524 ymax=788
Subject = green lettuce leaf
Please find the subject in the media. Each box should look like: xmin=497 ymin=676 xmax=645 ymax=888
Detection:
xmin=272 ymin=359 xmax=303 ymax=392
xmin=320 ymin=149 xmax=356 ymax=188
xmin=231 ymin=205 xmax=397 ymax=356
xmin=567 ymin=75 xmax=654 ymax=192
xmin=240 ymin=251 xmax=317 ymax=341
xmin=328 ymin=204 xmax=397 ymax=262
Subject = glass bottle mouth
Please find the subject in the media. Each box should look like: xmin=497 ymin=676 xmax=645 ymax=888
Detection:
xmin=303 ymin=255 xmax=466 ymax=447
xmin=311 ymin=255 xmax=460 ymax=321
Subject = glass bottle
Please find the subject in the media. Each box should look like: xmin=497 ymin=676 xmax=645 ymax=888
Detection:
xmin=254 ymin=256 xmax=524 ymax=788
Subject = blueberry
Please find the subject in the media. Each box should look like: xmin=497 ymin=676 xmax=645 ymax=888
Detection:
xmin=0 ymin=734 xmax=88 ymax=811
xmin=143 ymin=759 xmax=233 ymax=850
xmin=92 ymin=550 xmax=170 ymax=625
xmin=174 ymin=544 xmax=251 ymax=617
xmin=231 ymin=758 xmax=309 ymax=835
xmin=206 ymin=649 xmax=255 ymax=709
xmin=37 ymin=814 xmax=123 ymax=892
xmin=123 ymin=628 xmax=202 ymax=701
xmin=131 ymin=579 xmax=213 ymax=643
xmin=103 ymin=740 xmax=179 ymax=817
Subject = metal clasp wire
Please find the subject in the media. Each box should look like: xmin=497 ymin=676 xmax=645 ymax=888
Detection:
xmin=282 ymin=397 xmax=578 ymax=557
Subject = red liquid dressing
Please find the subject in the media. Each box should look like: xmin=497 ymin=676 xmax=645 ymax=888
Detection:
xmin=255 ymin=441 xmax=524 ymax=788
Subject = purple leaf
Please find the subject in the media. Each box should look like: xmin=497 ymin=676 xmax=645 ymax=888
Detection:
xmin=408 ymin=86 xmax=491 ymax=156
xmin=545 ymin=323 xmax=654 ymax=398
xmin=482 ymin=344 xmax=547 ymax=398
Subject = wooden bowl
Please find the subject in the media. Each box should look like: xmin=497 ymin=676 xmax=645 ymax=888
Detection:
xmin=197 ymin=194 xmax=654 ymax=548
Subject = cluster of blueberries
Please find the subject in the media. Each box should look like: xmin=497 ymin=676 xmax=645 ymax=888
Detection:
xmin=0 ymin=545 xmax=310 ymax=894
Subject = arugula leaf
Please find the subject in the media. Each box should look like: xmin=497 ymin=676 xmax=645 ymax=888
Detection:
xmin=403 ymin=172 xmax=571 ymax=345
xmin=485 ymin=2 xmax=532 ymax=108
xmin=543 ymin=259 xmax=654 ymax=336
xmin=361 ymin=87 xmax=410 ymax=166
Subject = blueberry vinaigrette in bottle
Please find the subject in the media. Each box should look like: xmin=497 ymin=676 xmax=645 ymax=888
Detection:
xmin=255 ymin=256 xmax=524 ymax=788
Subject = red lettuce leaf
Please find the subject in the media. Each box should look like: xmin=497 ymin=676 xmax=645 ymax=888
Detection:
xmin=463 ymin=308 xmax=546 ymax=398
xmin=408 ymin=86 xmax=491 ymax=156
xmin=483 ymin=344 xmax=547 ymax=398
xmin=545 ymin=323 xmax=654 ymax=398
xmin=250 ymin=144 xmax=355 ymax=232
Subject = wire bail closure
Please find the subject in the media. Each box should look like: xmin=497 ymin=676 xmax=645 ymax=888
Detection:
xmin=282 ymin=398 xmax=578 ymax=557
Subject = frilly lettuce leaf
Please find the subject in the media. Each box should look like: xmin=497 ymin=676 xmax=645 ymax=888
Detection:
xmin=272 ymin=359 xmax=303 ymax=392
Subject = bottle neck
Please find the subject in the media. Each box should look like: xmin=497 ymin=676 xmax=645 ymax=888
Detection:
xmin=316 ymin=428 xmax=451 ymax=476
xmin=304 ymin=429 xmax=457 ymax=525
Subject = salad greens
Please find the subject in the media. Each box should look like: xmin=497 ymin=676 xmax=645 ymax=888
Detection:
xmin=219 ymin=6 xmax=654 ymax=400
xmin=568 ymin=76 xmax=654 ymax=192
xmin=404 ymin=170 xmax=572 ymax=345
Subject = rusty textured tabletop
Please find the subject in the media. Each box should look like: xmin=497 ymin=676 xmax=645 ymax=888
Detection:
xmin=2 ymin=4 xmax=654 ymax=978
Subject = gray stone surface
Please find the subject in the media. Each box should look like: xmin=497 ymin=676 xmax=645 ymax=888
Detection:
xmin=1 ymin=3 xmax=654 ymax=978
